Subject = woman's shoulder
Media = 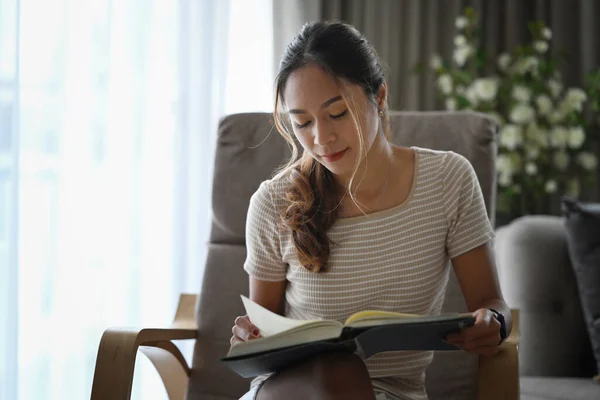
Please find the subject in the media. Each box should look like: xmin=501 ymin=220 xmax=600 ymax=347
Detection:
xmin=412 ymin=146 xmax=465 ymax=162
xmin=249 ymin=171 xmax=290 ymax=212
xmin=412 ymin=146 xmax=473 ymax=178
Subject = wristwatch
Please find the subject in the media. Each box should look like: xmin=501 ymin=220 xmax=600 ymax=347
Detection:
xmin=488 ymin=308 xmax=507 ymax=345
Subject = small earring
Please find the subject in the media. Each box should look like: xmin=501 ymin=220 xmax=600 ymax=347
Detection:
xmin=378 ymin=109 xmax=384 ymax=117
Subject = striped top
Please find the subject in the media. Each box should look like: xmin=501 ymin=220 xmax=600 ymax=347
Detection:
xmin=243 ymin=147 xmax=495 ymax=399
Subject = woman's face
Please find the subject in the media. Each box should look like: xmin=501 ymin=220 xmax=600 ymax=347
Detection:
xmin=283 ymin=64 xmax=383 ymax=178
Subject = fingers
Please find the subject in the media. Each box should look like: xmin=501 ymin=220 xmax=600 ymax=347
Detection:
xmin=446 ymin=332 xmax=501 ymax=350
xmin=235 ymin=315 xmax=260 ymax=337
xmin=230 ymin=334 xmax=243 ymax=346
xmin=230 ymin=315 xmax=261 ymax=346
xmin=445 ymin=309 xmax=503 ymax=355
xmin=447 ymin=310 xmax=500 ymax=342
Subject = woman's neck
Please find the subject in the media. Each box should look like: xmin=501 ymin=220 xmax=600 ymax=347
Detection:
xmin=338 ymin=134 xmax=395 ymax=202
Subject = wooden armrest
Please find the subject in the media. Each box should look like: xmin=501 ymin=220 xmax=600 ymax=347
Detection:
xmin=91 ymin=294 xmax=198 ymax=400
xmin=477 ymin=309 xmax=520 ymax=400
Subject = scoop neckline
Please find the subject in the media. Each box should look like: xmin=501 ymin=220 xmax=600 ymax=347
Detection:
xmin=334 ymin=146 xmax=421 ymax=225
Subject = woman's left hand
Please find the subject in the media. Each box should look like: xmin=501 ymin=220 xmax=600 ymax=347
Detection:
xmin=444 ymin=308 xmax=502 ymax=356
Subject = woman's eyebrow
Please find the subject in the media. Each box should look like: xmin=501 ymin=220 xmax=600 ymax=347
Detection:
xmin=288 ymin=95 xmax=343 ymax=114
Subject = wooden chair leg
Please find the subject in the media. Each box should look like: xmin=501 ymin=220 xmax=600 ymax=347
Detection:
xmin=139 ymin=341 xmax=191 ymax=400
xmin=91 ymin=329 xmax=141 ymax=400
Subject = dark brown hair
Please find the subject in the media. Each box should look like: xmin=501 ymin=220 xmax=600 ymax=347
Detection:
xmin=273 ymin=21 xmax=390 ymax=273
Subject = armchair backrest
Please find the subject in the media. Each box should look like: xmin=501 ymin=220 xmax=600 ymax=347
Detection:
xmin=187 ymin=111 xmax=498 ymax=400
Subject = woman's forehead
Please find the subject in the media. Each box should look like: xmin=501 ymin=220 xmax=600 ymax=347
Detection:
xmin=284 ymin=66 xmax=339 ymax=105
xmin=283 ymin=66 xmax=361 ymax=110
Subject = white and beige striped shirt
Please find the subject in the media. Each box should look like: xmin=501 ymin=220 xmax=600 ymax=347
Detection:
xmin=243 ymin=147 xmax=494 ymax=399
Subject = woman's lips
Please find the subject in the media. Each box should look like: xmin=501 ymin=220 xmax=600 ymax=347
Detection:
xmin=322 ymin=148 xmax=348 ymax=163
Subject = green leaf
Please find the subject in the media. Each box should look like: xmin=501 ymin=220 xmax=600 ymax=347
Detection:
xmin=456 ymin=95 xmax=471 ymax=109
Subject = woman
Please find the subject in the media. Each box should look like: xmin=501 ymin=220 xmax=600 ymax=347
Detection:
xmin=232 ymin=20 xmax=512 ymax=400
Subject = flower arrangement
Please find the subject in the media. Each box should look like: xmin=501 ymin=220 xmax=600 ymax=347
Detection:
xmin=427 ymin=7 xmax=598 ymax=216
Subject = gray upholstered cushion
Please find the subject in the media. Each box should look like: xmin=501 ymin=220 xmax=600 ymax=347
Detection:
xmin=495 ymin=215 xmax=596 ymax=377
xmin=563 ymin=198 xmax=600 ymax=376
xmin=187 ymin=111 xmax=498 ymax=400
xmin=520 ymin=376 xmax=600 ymax=400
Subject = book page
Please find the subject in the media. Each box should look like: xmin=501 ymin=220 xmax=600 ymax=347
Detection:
xmin=345 ymin=311 xmax=471 ymax=328
xmin=344 ymin=310 xmax=419 ymax=326
xmin=241 ymin=295 xmax=320 ymax=337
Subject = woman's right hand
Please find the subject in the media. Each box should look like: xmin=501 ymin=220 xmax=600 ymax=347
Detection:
xmin=230 ymin=315 xmax=261 ymax=347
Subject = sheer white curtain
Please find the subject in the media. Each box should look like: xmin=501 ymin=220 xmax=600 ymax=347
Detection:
xmin=0 ymin=0 xmax=273 ymax=399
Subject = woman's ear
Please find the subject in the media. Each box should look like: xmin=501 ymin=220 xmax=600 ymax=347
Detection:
xmin=376 ymin=83 xmax=388 ymax=110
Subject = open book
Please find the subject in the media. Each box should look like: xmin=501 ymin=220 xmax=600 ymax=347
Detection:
xmin=221 ymin=296 xmax=475 ymax=378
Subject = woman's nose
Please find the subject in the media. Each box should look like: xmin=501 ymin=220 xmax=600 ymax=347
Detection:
xmin=313 ymin=120 xmax=335 ymax=145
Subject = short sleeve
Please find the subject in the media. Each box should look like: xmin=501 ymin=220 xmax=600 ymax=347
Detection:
xmin=243 ymin=181 xmax=287 ymax=281
xmin=442 ymin=152 xmax=495 ymax=259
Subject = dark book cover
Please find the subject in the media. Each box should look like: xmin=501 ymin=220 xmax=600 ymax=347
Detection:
xmin=221 ymin=315 xmax=475 ymax=378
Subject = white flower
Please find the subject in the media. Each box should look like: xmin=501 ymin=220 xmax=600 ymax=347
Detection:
xmin=535 ymin=95 xmax=552 ymax=115
xmin=454 ymin=35 xmax=467 ymax=47
xmin=568 ymin=127 xmax=586 ymax=149
xmin=498 ymin=173 xmax=512 ymax=187
xmin=512 ymin=56 xmax=539 ymax=75
xmin=533 ymin=40 xmax=549 ymax=53
xmin=542 ymin=27 xmax=552 ymax=40
xmin=438 ymin=74 xmax=453 ymax=95
xmin=498 ymin=53 xmax=512 ymax=71
xmin=465 ymin=84 xmax=478 ymax=107
xmin=550 ymin=126 xmax=569 ymax=148
xmin=554 ymin=89 xmax=586 ymax=115
xmin=453 ymin=46 xmax=472 ymax=67
xmin=430 ymin=54 xmax=443 ymax=70
xmin=455 ymin=16 xmax=469 ymax=29
xmin=545 ymin=180 xmax=558 ymax=193
xmin=553 ymin=151 xmax=570 ymax=170
xmin=496 ymin=155 xmax=515 ymax=187
xmin=548 ymin=80 xmax=562 ymax=98
xmin=496 ymin=154 xmax=515 ymax=175
xmin=563 ymin=88 xmax=588 ymax=112
xmin=510 ymin=104 xmax=535 ymax=124
xmin=473 ymin=78 xmax=498 ymax=102
xmin=445 ymin=98 xmax=457 ymax=111
xmin=559 ymin=90 xmax=586 ymax=114
xmin=512 ymin=85 xmax=532 ymax=103
xmin=577 ymin=152 xmax=598 ymax=171
xmin=525 ymin=162 xmax=538 ymax=175
xmin=566 ymin=88 xmax=587 ymax=102
xmin=499 ymin=124 xmax=523 ymax=150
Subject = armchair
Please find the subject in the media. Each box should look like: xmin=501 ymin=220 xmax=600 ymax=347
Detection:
xmin=91 ymin=111 xmax=519 ymax=400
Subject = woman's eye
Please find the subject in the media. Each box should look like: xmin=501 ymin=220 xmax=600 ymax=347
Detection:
xmin=330 ymin=110 xmax=348 ymax=119
xmin=293 ymin=121 xmax=311 ymax=129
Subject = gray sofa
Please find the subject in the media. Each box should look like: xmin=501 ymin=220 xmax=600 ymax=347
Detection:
xmin=495 ymin=215 xmax=600 ymax=400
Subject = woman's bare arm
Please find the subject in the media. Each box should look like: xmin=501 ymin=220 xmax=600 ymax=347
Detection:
xmin=250 ymin=277 xmax=287 ymax=315
xmin=447 ymin=242 xmax=512 ymax=355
